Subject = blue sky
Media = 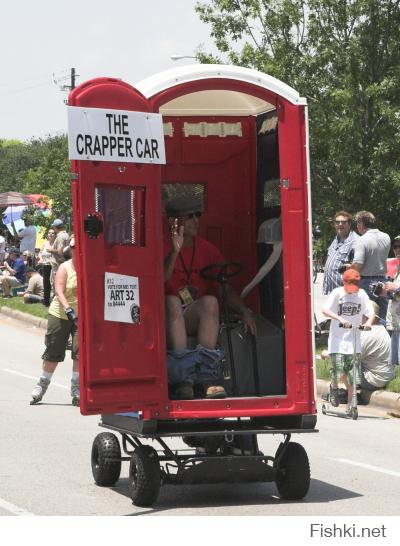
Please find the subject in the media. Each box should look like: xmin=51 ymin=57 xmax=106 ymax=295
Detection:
xmin=1 ymin=0 xmax=216 ymax=141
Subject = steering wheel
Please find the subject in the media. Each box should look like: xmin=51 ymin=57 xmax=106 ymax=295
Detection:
xmin=200 ymin=261 xmax=242 ymax=283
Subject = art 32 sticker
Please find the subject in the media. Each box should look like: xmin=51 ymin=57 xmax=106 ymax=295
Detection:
xmin=104 ymin=272 xmax=140 ymax=324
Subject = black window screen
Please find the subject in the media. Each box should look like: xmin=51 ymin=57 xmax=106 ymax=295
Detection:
xmin=95 ymin=186 xmax=146 ymax=246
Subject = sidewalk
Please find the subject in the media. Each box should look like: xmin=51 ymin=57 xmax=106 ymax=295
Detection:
xmin=317 ymin=379 xmax=400 ymax=416
xmin=0 ymin=305 xmax=48 ymax=330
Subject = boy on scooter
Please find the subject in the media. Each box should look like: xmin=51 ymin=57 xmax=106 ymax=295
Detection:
xmin=322 ymin=269 xmax=375 ymax=415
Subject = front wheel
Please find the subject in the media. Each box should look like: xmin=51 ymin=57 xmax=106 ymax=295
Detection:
xmin=275 ymin=442 xmax=310 ymax=500
xmin=91 ymin=432 xmax=121 ymax=486
xmin=129 ymin=445 xmax=161 ymax=507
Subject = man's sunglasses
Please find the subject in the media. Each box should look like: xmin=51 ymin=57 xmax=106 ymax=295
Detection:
xmin=172 ymin=211 xmax=202 ymax=220
xmin=393 ymin=244 xmax=400 ymax=249
xmin=335 ymin=220 xmax=349 ymax=225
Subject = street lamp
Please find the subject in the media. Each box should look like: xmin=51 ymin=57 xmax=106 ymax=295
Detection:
xmin=170 ymin=54 xmax=197 ymax=61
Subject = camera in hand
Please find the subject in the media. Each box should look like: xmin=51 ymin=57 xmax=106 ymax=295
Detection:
xmin=370 ymin=281 xmax=384 ymax=297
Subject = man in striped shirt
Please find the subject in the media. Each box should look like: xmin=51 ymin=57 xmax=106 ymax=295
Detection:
xmin=323 ymin=211 xmax=359 ymax=295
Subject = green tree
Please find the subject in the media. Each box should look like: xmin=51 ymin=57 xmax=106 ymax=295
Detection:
xmin=22 ymin=135 xmax=72 ymax=229
xmin=195 ymin=0 xmax=400 ymax=242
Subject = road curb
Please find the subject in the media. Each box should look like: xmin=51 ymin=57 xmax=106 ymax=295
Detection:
xmin=317 ymin=379 xmax=400 ymax=414
xmin=0 ymin=306 xmax=48 ymax=330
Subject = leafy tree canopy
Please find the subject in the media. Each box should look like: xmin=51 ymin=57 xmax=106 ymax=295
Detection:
xmin=0 ymin=135 xmax=71 ymax=231
xmin=195 ymin=0 xmax=400 ymax=243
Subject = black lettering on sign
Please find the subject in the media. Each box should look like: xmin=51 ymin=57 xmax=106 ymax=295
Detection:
xmin=106 ymin=113 xmax=130 ymax=135
xmin=125 ymin=138 xmax=133 ymax=157
xmin=151 ymin=139 xmax=159 ymax=158
xmin=102 ymin=136 xmax=109 ymax=154
xmin=125 ymin=290 xmax=135 ymax=301
xmin=136 ymin=138 xmax=143 ymax=157
xmin=84 ymin=135 xmax=93 ymax=155
xmin=110 ymin=136 xmax=117 ymax=154
xmin=76 ymin=134 xmax=84 ymax=154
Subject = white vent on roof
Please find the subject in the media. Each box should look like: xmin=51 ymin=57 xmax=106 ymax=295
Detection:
xmin=183 ymin=121 xmax=242 ymax=138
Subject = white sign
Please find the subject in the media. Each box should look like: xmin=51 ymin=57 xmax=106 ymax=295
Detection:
xmin=104 ymin=272 xmax=140 ymax=324
xmin=67 ymin=106 xmax=166 ymax=164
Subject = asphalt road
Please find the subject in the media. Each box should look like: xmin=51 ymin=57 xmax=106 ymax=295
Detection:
xmin=1 ymin=313 xmax=399 ymax=517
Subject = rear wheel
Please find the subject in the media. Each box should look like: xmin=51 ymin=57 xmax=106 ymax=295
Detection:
xmin=129 ymin=445 xmax=161 ymax=507
xmin=275 ymin=442 xmax=310 ymax=500
xmin=91 ymin=432 xmax=121 ymax=486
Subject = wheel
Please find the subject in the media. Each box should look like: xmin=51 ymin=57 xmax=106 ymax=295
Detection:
xmin=275 ymin=442 xmax=310 ymax=500
xmin=91 ymin=432 xmax=121 ymax=486
xmin=321 ymin=404 xmax=327 ymax=415
xmin=129 ymin=445 xmax=161 ymax=507
xmin=351 ymin=407 xmax=358 ymax=420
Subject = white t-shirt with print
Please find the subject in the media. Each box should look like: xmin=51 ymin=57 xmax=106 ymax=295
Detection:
xmin=325 ymin=286 xmax=374 ymax=354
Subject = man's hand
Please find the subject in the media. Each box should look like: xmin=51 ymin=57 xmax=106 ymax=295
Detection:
xmin=242 ymin=308 xmax=257 ymax=336
xmin=170 ymin=218 xmax=184 ymax=254
xmin=65 ymin=307 xmax=77 ymax=323
xmin=385 ymin=281 xmax=398 ymax=293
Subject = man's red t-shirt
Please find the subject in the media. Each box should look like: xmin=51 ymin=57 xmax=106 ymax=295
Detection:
xmin=164 ymin=236 xmax=224 ymax=298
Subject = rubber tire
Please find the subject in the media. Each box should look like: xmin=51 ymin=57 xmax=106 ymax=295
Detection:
xmin=275 ymin=442 xmax=310 ymax=500
xmin=91 ymin=432 xmax=122 ymax=486
xmin=129 ymin=445 xmax=161 ymax=507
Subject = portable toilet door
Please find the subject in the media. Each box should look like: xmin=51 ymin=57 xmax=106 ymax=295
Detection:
xmin=68 ymin=78 xmax=169 ymax=416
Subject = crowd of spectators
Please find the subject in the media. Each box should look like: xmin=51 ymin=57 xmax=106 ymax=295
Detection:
xmin=0 ymin=219 xmax=70 ymax=305
xmin=320 ymin=210 xmax=398 ymax=410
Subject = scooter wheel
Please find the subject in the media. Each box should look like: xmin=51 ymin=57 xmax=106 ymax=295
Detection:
xmin=350 ymin=407 xmax=358 ymax=420
xmin=321 ymin=404 xmax=327 ymax=415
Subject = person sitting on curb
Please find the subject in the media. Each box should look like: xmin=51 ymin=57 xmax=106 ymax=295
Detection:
xmin=164 ymin=195 xmax=257 ymax=400
xmin=322 ymin=268 xmax=374 ymax=414
xmin=0 ymin=248 xmax=26 ymax=298
xmin=358 ymin=301 xmax=395 ymax=402
xmin=21 ymin=267 xmax=44 ymax=304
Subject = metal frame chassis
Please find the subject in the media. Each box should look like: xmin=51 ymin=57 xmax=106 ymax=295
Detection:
xmin=98 ymin=415 xmax=318 ymax=486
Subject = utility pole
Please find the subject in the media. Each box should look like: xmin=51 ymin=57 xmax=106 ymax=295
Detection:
xmin=53 ymin=67 xmax=78 ymax=93
xmin=70 ymin=67 xmax=76 ymax=90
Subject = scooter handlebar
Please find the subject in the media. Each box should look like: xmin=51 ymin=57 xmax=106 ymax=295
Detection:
xmin=338 ymin=323 xmax=365 ymax=330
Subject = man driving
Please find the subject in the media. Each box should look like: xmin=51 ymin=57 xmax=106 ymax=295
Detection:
xmin=164 ymin=195 xmax=256 ymax=400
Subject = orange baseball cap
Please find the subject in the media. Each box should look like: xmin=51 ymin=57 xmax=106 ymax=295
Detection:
xmin=343 ymin=268 xmax=360 ymax=293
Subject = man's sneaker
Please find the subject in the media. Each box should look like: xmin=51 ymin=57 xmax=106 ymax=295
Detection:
xmin=194 ymin=382 xmax=227 ymax=399
xmin=71 ymin=379 xmax=80 ymax=406
xmin=329 ymin=385 xmax=339 ymax=407
xmin=30 ymin=377 xmax=50 ymax=405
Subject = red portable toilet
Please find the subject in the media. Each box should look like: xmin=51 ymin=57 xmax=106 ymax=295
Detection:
xmin=69 ymin=64 xmax=315 ymax=423
xmin=68 ymin=64 xmax=317 ymax=506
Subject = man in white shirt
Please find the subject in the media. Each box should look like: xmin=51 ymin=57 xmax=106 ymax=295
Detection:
xmin=323 ymin=268 xmax=374 ymax=413
xmin=348 ymin=210 xmax=391 ymax=320
xmin=11 ymin=217 xmax=37 ymax=254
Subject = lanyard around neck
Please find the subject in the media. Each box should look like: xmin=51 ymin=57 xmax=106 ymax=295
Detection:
xmin=178 ymin=239 xmax=196 ymax=285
